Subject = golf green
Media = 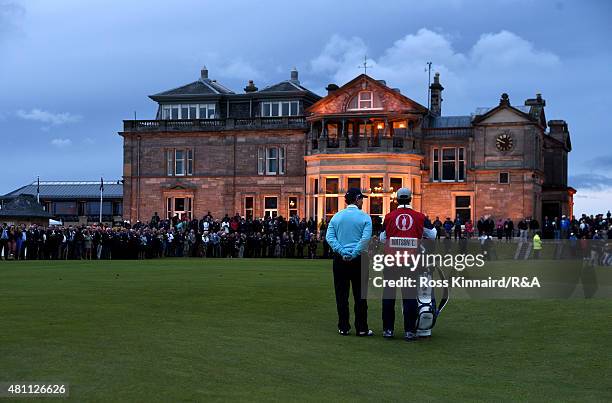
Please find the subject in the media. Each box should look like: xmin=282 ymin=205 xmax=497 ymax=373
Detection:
xmin=0 ymin=259 xmax=610 ymax=401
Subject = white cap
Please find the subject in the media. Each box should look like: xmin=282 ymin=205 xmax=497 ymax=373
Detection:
xmin=397 ymin=187 xmax=412 ymax=200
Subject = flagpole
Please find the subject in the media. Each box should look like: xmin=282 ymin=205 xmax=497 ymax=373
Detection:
xmin=99 ymin=177 xmax=104 ymax=224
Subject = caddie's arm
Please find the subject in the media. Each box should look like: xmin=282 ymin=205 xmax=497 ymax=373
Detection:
xmin=352 ymin=216 xmax=373 ymax=259
xmin=325 ymin=219 xmax=346 ymax=256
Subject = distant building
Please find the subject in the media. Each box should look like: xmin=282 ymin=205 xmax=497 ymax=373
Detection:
xmin=0 ymin=194 xmax=53 ymax=226
xmin=120 ymin=67 xmax=574 ymax=224
xmin=0 ymin=181 xmax=123 ymax=225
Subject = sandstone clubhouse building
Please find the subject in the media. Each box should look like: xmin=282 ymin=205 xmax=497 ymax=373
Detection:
xmin=119 ymin=66 xmax=574 ymax=224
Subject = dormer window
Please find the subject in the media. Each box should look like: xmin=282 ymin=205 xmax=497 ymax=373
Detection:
xmin=161 ymin=103 xmax=216 ymax=120
xmin=261 ymin=101 xmax=300 ymax=117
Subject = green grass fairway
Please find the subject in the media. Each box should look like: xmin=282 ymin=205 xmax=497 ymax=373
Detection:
xmin=1 ymin=259 xmax=610 ymax=401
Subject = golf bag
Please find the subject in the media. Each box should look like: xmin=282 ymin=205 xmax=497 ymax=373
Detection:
xmin=415 ymin=266 xmax=449 ymax=332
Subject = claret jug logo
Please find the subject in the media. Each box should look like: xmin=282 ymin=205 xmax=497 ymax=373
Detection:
xmin=395 ymin=213 xmax=414 ymax=231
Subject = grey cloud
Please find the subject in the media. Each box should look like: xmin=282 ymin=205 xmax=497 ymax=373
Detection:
xmin=570 ymin=174 xmax=612 ymax=191
xmin=586 ymin=155 xmax=612 ymax=170
xmin=0 ymin=1 xmax=25 ymax=42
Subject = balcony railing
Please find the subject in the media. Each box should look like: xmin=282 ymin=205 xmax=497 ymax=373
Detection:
xmin=308 ymin=133 xmax=422 ymax=155
xmin=123 ymin=117 xmax=307 ymax=132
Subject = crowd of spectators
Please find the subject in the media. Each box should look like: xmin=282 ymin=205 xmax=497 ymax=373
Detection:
xmin=0 ymin=212 xmax=333 ymax=261
xmin=1 ymin=210 xmax=611 ymax=261
xmin=430 ymin=212 xmax=612 ymax=241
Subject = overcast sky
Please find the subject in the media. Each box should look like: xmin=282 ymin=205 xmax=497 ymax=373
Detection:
xmin=1 ymin=0 xmax=611 ymax=214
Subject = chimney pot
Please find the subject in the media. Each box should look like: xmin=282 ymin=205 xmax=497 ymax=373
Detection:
xmin=200 ymin=65 xmax=208 ymax=80
xmin=290 ymin=67 xmax=299 ymax=83
xmin=244 ymin=80 xmax=258 ymax=93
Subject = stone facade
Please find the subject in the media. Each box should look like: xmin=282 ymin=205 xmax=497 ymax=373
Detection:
xmin=120 ymin=68 xmax=574 ymax=225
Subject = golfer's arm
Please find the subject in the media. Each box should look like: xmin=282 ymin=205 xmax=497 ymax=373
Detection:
xmin=352 ymin=219 xmax=373 ymax=258
xmin=325 ymin=221 xmax=345 ymax=255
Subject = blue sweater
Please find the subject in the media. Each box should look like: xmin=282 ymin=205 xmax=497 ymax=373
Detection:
xmin=325 ymin=205 xmax=372 ymax=258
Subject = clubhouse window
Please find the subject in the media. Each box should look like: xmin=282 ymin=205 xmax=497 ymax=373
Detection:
xmin=244 ymin=196 xmax=254 ymax=219
xmin=264 ymin=197 xmax=278 ymax=218
xmin=369 ymin=177 xmax=383 ymax=193
xmin=261 ymin=101 xmax=300 ymax=117
xmin=347 ymin=177 xmax=361 ymax=191
xmin=166 ymin=197 xmax=192 ymax=220
xmin=390 ymin=177 xmax=402 ymax=192
xmin=257 ymin=146 xmax=286 ymax=175
xmin=325 ymin=197 xmax=338 ymax=221
xmin=432 ymin=147 xmax=465 ymax=182
xmin=161 ymin=103 xmax=216 ymax=119
xmin=369 ymin=196 xmax=383 ymax=221
xmin=166 ymin=148 xmax=194 ymax=176
xmin=325 ymin=178 xmax=339 ymax=194
xmin=288 ymin=196 xmax=298 ymax=218
xmin=499 ymin=172 xmax=510 ymax=184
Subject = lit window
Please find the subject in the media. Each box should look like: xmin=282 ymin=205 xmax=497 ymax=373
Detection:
xmin=347 ymin=177 xmax=361 ymax=190
xmin=390 ymin=177 xmax=402 ymax=192
xmin=325 ymin=178 xmax=339 ymax=194
xmin=288 ymin=197 xmax=298 ymax=217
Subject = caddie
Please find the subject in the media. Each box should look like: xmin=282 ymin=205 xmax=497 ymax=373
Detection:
xmin=379 ymin=187 xmax=437 ymax=341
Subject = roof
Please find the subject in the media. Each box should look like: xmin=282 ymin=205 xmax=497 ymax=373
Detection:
xmin=306 ymin=74 xmax=429 ymax=116
xmin=426 ymin=115 xmax=472 ymax=128
xmin=150 ymin=78 xmax=235 ymax=100
xmin=0 ymin=194 xmax=53 ymax=218
xmin=472 ymin=105 xmax=530 ymax=116
xmin=2 ymin=181 xmax=123 ymax=200
xmin=257 ymin=79 xmax=321 ymax=100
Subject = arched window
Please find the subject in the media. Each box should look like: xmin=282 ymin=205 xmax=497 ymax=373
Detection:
xmin=347 ymin=91 xmax=382 ymax=111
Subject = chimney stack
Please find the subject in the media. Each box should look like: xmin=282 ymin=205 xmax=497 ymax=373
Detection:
xmin=244 ymin=80 xmax=258 ymax=93
xmin=290 ymin=67 xmax=299 ymax=83
xmin=200 ymin=65 xmax=209 ymax=80
xmin=429 ymin=72 xmax=444 ymax=117
xmin=325 ymin=83 xmax=339 ymax=95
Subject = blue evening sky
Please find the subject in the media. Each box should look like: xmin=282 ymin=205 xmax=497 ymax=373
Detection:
xmin=1 ymin=0 xmax=611 ymax=214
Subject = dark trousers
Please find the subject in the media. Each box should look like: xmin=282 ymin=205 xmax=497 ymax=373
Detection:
xmin=332 ymin=256 xmax=368 ymax=333
xmin=383 ymin=295 xmax=417 ymax=333
xmin=382 ymin=268 xmax=418 ymax=333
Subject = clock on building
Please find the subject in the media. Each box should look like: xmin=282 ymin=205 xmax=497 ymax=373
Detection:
xmin=496 ymin=132 xmax=514 ymax=151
